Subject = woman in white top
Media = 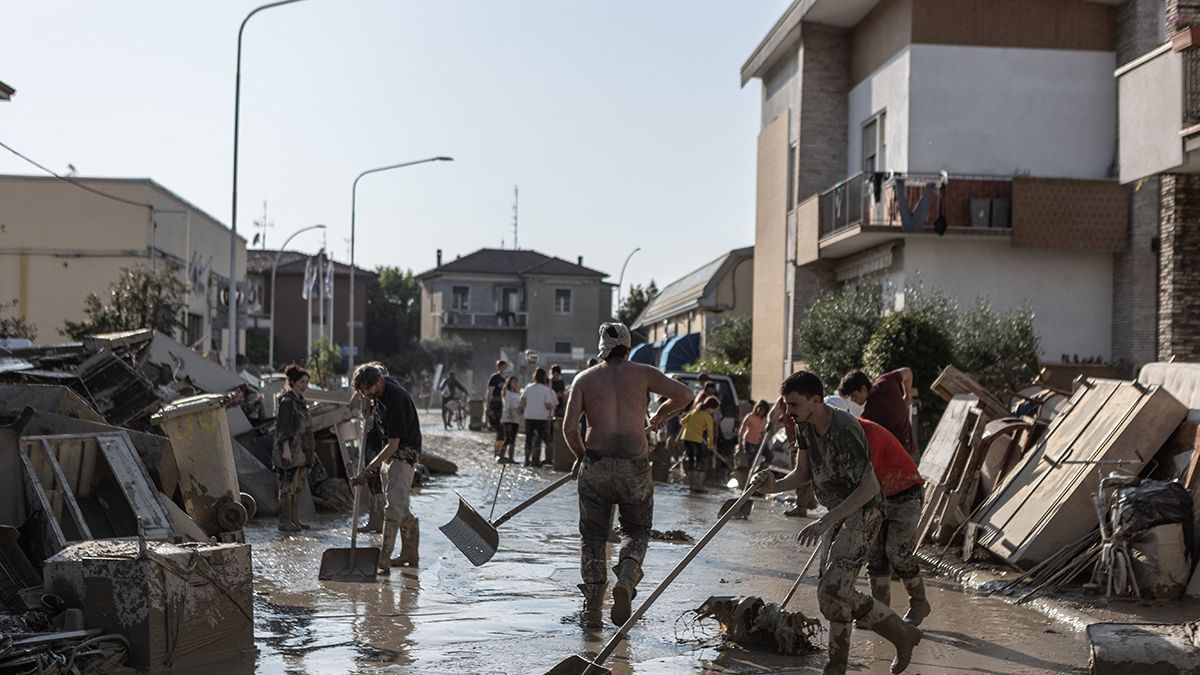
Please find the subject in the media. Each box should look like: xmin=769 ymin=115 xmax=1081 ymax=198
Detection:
xmin=499 ymin=376 xmax=523 ymax=463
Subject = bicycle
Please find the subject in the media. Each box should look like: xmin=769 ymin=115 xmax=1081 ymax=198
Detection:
xmin=443 ymin=398 xmax=466 ymax=431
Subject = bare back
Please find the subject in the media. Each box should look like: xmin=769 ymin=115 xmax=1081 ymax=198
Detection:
xmin=565 ymin=360 xmax=693 ymax=459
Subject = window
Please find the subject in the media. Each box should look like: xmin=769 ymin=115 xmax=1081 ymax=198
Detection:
xmin=451 ymin=286 xmax=470 ymax=311
xmin=787 ymin=142 xmax=797 ymax=211
xmin=862 ymin=111 xmax=886 ymax=174
xmin=555 ymin=342 xmax=571 ymax=354
xmin=185 ymin=313 xmax=203 ymax=348
xmin=554 ymin=288 xmax=572 ymax=314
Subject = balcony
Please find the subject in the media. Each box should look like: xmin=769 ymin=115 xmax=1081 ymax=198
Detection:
xmin=439 ymin=311 xmax=528 ymax=330
xmin=1116 ymin=40 xmax=1200 ymax=183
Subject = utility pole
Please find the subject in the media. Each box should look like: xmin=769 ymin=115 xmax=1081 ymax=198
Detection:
xmin=512 ymin=185 xmax=519 ymax=250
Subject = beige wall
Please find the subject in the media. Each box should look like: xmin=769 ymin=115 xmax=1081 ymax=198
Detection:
xmin=751 ymin=115 xmax=790 ymax=401
xmin=0 ymin=176 xmax=245 ymax=347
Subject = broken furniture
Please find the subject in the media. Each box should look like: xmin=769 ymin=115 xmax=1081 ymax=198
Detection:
xmin=1088 ymin=621 xmax=1200 ymax=675
xmin=151 ymin=394 xmax=247 ymax=540
xmin=931 ymin=365 xmax=1009 ymax=420
xmin=43 ymin=540 xmax=253 ymax=672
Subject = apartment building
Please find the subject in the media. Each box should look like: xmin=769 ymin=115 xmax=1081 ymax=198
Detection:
xmin=742 ymin=0 xmax=1139 ymax=400
xmin=630 ymin=246 xmax=753 ymax=370
xmin=0 ymin=175 xmax=247 ymax=358
xmin=418 ymin=248 xmax=612 ymax=390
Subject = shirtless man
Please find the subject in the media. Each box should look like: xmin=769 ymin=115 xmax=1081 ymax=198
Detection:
xmin=563 ymin=322 xmax=693 ymax=629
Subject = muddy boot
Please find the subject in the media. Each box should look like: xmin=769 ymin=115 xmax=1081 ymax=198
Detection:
xmin=357 ymin=494 xmax=385 ymax=534
xmin=784 ymin=506 xmax=808 ymax=518
xmin=860 ymin=599 xmax=922 ymax=673
xmin=578 ymin=583 xmax=606 ymax=629
xmin=290 ymin=492 xmax=310 ymax=530
xmin=493 ymin=440 xmax=504 ymax=462
xmin=822 ymin=621 xmax=851 ymax=675
xmin=391 ymin=514 xmax=420 ymax=567
xmin=857 ymin=576 xmax=893 ymax=630
xmin=277 ymin=496 xmax=300 ymax=532
xmin=610 ymin=559 xmax=643 ymax=626
xmin=378 ymin=522 xmax=398 ymax=573
xmin=901 ymin=576 xmax=932 ymax=627
xmin=688 ymin=470 xmax=707 ymax=493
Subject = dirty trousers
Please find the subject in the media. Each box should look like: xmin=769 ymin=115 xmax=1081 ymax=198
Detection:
xmin=278 ymin=466 xmax=308 ymax=498
xmin=578 ymin=454 xmax=653 ymax=585
xmin=866 ymin=487 xmax=924 ymax=579
xmin=817 ymin=506 xmax=883 ymax=623
xmin=382 ymin=458 xmax=415 ymax=524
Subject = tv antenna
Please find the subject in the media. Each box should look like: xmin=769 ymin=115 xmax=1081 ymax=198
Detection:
xmin=252 ymin=200 xmax=274 ymax=249
xmin=512 ymin=185 xmax=519 ymax=249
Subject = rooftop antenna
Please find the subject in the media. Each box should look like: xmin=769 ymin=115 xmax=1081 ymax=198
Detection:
xmin=512 ymin=185 xmax=519 ymax=250
xmin=252 ymin=200 xmax=274 ymax=249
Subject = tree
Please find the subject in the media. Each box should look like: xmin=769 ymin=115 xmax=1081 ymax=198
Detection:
xmin=366 ymin=267 xmax=422 ymax=358
xmin=420 ymin=335 xmax=471 ymax=370
xmin=0 ymin=301 xmax=36 ymax=340
xmin=61 ymin=265 xmax=187 ymax=339
xmin=796 ymin=282 xmax=884 ymax=389
xmin=309 ymin=336 xmax=342 ymax=388
xmin=707 ymin=315 xmax=752 ymax=364
xmin=617 ymin=280 xmax=658 ymax=327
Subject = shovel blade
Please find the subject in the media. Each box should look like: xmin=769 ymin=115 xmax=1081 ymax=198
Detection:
xmin=438 ymin=496 xmax=500 ymax=566
xmin=318 ymin=547 xmax=381 ymax=582
xmin=543 ymin=655 xmax=612 ymax=675
xmin=719 ymin=497 xmax=753 ymax=519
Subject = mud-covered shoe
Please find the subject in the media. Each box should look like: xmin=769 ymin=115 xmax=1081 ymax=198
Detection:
xmin=860 ymin=599 xmax=922 ymax=673
xmin=858 ymin=575 xmax=893 ymax=630
xmin=610 ymin=559 xmax=644 ymax=626
xmin=822 ymin=621 xmax=850 ymax=675
xmin=901 ymin=576 xmax=931 ymax=627
xmin=784 ymin=506 xmax=808 ymax=518
xmin=578 ymin=583 xmax=606 ymax=629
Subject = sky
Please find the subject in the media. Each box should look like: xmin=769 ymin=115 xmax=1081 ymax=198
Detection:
xmin=0 ymin=1 xmax=788 ymax=302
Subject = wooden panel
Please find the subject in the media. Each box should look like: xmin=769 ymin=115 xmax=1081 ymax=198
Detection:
xmin=918 ymin=395 xmax=976 ymax=483
xmin=77 ymin=437 xmax=99 ymax=498
xmin=976 ymin=381 xmax=1188 ymax=568
xmin=95 ymin=434 xmax=175 ymax=540
xmin=931 ymin=366 xmax=1009 ymax=420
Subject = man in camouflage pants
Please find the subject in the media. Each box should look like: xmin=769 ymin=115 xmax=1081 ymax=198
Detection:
xmin=562 ymin=323 xmax=693 ymax=629
xmin=752 ymin=371 xmax=922 ymax=675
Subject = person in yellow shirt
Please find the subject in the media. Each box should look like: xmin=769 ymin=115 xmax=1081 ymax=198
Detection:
xmin=679 ymin=396 xmax=719 ymax=493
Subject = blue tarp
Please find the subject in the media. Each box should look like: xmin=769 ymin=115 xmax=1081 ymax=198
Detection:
xmin=657 ymin=333 xmax=701 ymax=372
xmin=629 ymin=343 xmax=657 ymax=365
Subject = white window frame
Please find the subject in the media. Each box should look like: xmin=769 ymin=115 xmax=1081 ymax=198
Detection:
xmin=554 ymin=288 xmax=572 ymax=315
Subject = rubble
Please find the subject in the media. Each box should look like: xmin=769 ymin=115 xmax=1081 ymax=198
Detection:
xmin=692 ymin=595 xmax=822 ymax=656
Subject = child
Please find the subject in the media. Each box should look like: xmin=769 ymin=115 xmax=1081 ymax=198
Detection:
xmin=499 ymin=376 xmax=522 ymax=463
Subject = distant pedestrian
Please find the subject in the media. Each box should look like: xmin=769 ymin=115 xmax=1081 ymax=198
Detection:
xmin=738 ymin=400 xmax=771 ymax=470
xmin=439 ymin=370 xmax=470 ymax=430
xmin=273 ymin=364 xmax=315 ymax=532
xmin=679 ymin=396 xmax=720 ymax=493
xmin=499 ymin=376 xmax=522 ymax=463
xmin=840 ymin=368 xmax=917 ymax=459
xmin=486 ymin=360 xmax=509 ymax=460
xmin=550 ymin=364 xmax=567 ymax=418
xmin=520 ymin=367 xmax=558 ymax=466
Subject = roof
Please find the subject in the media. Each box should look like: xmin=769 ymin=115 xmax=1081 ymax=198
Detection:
xmin=417 ymin=248 xmax=608 ymax=280
xmin=0 ymin=80 xmax=14 ymax=101
xmin=247 ymin=249 xmax=376 ymax=277
xmin=632 ymin=246 xmax=753 ymax=329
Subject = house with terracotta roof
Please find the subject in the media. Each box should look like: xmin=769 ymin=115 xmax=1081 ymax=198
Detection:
xmin=418 ymin=248 xmax=612 ymax=390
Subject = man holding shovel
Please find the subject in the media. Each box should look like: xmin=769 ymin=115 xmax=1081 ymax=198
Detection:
xmin=562 ymin=322 xmax=694 ymax=629
xmin=751 ymin=371 xmax=921 ymax=675
xmin=351 ymin=364 xmax=423 ymax=573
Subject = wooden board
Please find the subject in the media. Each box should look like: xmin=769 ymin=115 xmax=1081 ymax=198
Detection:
xmin=95 ymin=434 xmax=176 ymax=540
xmin=975 ymin=380 xmax=1188 ymax=569
xmin=931 ymin=366 xmax=1009 ymax=419
xmin=918 ymin=395 xmax=978 ymax=484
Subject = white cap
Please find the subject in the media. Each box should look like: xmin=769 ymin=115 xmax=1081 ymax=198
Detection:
xmin=597 ymin=322 xmax=632 ymax=359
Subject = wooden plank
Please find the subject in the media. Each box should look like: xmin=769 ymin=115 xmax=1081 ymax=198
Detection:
xmin=931 ymin=366 xmax=1009 ymax=419
xmin=37 ymin=439 xmax=93 ymax=540
xmin=18 ymin=451 xmax=67 ymax=552
xmin=918 ymin=395 xmax=977 ymax=484
xmin=23 ymin=440 xmax=54 ymax=491
xmin=95 ymin=434 xmax=175 ymax=539
xmin=77 ymin=437 xmax=99 ymax=497
xmin=55 ymin=438 xmax=83 ymax=494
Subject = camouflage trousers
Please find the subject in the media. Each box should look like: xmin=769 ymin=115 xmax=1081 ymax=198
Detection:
xmin=817 ymin=505 xmax=883 ymax=623
xmin=866 ymin=486 xmax=924 ymax=580
xmin=278 ymin=466 xmax=308 ymax=499
xmin=578 ymin=453 xmax=654 ymax=586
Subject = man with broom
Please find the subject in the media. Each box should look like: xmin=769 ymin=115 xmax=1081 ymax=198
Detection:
xmin=751 ymin=371 xmax=922 ymax=674
xmin=562 ymin=322 xmax=694 ymax=629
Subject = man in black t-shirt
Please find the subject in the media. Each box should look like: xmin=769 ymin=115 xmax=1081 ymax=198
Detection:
xmin=550 ymin=364 xmax=567 ymax=418
xmin=352 ymin=364 xmax=423 ymax=572
xmin=485 ymin=360 xmax=508 ymax=459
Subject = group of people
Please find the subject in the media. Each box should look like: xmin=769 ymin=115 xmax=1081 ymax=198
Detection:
xmin=485 ymin=360 xmax=569 ymax=466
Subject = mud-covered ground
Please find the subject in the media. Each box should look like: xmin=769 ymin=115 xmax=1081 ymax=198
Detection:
xmin=236 ymin=413 xmax=1089 ymax=674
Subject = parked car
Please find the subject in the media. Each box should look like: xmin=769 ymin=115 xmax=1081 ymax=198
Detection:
xmin=668 ymin=372 xmax=741 ymax=441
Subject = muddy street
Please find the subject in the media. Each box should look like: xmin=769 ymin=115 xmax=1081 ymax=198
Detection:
xmin=244 ymin=413 xmax=1087 ymax=674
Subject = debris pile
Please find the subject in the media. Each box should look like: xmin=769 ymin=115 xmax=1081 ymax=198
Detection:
xmin=692 ymin=595 xmax=822 ymax=656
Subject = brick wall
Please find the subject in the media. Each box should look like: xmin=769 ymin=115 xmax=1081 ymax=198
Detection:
xmin=1011 ymin=177 xmax=1130 ymax=251
xmin=1158 ymin=174 xmax=1200 ymax=361
xmin=796 ymin=22 xmax=851 ymax=203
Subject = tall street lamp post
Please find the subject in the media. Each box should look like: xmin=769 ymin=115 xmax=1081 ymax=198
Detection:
xmin=348 ymin=156 xmax=453 ymax=374
xmin=228 ymin=0 xmax=310 ymax=371
xmin=269 ymin=224 xmax=326 ymax=368
xmin=616 ymin=247 xmax=641 ymax=312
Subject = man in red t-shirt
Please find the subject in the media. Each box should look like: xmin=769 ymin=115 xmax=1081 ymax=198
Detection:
xmin=841 ymin=368 xmax=917 ymax=460
xmin=829 ymin=394 xmax=933 ymax=628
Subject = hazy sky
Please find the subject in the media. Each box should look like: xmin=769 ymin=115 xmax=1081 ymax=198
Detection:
xmin=0 ymin=1 xmax=786 ymax=300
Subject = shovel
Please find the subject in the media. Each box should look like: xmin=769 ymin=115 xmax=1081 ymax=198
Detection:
xmin=545 ymin=483 xmax=757 ymax=675
xmin=440 ymin=472 xmax=573 ymax=566
xmin=780 ymin=530 xmax=831 ymax=610
xmin=319 ymin=413 xmax=381 ymax=582
xmin=719 ymin=442 xmax=766 ymax=520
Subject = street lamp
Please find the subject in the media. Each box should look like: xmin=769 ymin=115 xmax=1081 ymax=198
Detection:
xmin=228 ymin=0 xmax=310 ymax=371
xmin=348 ymin=156 xmax=454 ymax=374
xmin=269 ymin=224 xmax=326 ymax=368
xmin=616 ymin=247 xmax=641 ymax=311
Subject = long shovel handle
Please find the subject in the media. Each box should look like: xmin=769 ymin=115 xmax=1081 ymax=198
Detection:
xmin=488 ymin=461 xmax=509 ymax=520
xmin=587 ymin=483 xmax=757 ymax=672
xmin=349 ymin=407 xmax=371 ymax=554
xmin=491 ymin=473 xmax=573 ymax=528
xmin=780 ymin=531 xmax=828 ymax=610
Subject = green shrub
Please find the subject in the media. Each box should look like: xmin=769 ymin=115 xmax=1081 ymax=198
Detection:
xmin=686 ymin=356 xmax=751 ymax=401
xmin=955 ymin=300 xmax=1040 ymax=395
xmin=862 ymin=309 xmax=956 ymax=437
xmin=796 ymin=282 xmax=883 ymax=389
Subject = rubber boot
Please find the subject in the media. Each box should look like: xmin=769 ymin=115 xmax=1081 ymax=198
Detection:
xmin=688 ymin=470 xmax=707 ymax=493
xmin=378 ymin=521 xmax=398 ymax=573
xmin=277 ymin=494 xmax=300 ymax=532
xmin=822 ymin=621 xmax=851 ymax=675
xmin=357 ymin=494 xmax=384 ymax=534
xmin=291 ymin=492 xmax=311 ymax=530
xmin=578 ymin=583 xmax=606 ymax=629
xmin=493 ymin=439 xmax=504 ymax=462
xmin=391 ymin=514 xmax=420 ymax=567
xmin=859 ymin=599 xmax=922 ymax=674
xmin=610 ymin=558 xmax=643 ymax=626
xmin=857 ymin=576 xmax=893 ymax=630
xmin=901 ymin=576 xmax=932 ymax=627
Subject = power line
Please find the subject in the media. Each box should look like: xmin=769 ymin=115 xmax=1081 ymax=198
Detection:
xmin=0 ymin=138 xmax=155 ymax=210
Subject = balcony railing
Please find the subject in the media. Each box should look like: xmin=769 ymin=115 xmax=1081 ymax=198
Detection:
xmin=1186 ymin=47 xmax=1200 ymax=125
xmin=817 ymin=172 xmax=1013 ymax=239
xmin=440 ymin=311 xmax=528 ymax=329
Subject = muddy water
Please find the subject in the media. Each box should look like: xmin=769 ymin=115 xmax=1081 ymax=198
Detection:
xmin=237 ymin=414 xmax=1088 ymax=674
